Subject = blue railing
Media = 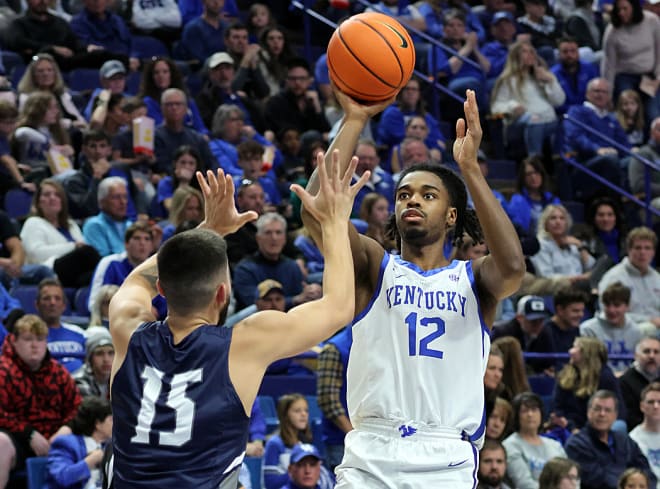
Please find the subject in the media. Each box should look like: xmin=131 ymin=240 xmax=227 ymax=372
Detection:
xmin=562 ymin=113 xmax=660 ymax=226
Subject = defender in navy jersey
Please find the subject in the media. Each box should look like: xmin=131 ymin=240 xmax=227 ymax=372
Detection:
xmin=108 ymin=161 xmax=371 ymax=488
xmin=302 ymin=89 xmax=526 ymax=488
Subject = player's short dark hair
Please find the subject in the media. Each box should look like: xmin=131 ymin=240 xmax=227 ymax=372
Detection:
xmin=157 ymin=228 xmax=228 ymax=316
xmin=70 ymin=396 xmax=112 ymax=436
xmin=387 ymin=163 xmax=484 ymax=249
xmin=553 ymin=286 xmax=589 ymax=308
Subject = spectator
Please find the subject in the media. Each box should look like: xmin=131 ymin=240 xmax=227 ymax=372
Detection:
xmin=482 ymin=11 xmax=518 ymax=89
xmin=88 ymin=92 xmax=127 ymax=138
xmin=601 ymin=0 xmax=660 ymax=123
xmin=491 ymin=41 xmax=565 ymax=158
xmin=232 ymin=212 xmax=314 ymax=311
xmin=492 ymin=295 xmax=555 ymax=374
xmin=88 ymin=284 xmax=118 ymax=328
xmin=563 ymin=0 xmax=603 ymax=58
xmin=554 ymin=337 xmax=626 ymax=430
xmin=4 ymin=0 xmax=117 ymax=69
xmin=618 ymin=468 xmax=652 ymax=489
xmin=630 ymin=117 xmax=659 ymax=209
xmin=0 ymin=101 xmax=34 ymax=195
xmin=232 ymin=140 xmax=281 ymax=206
xmin=153 ymin=88 xmax=214 ymax=175
xmin=615 ymin=89 xmax=646 ymax=149
xmin=223 ymin=180 xmax=266 ymax=267
xmin=598 ymin=226 xmax=659 ymax=328
xmin=317 ymin=327 xmax=352 ymax=471
xmin=126 ymin=0 xmax=181 ymax=48
xmin=629 ymin=382 xmax=660 ymax=481
xmin=36 ymin=277 xmax=86 ymax=372
xmin=351 ymin=139 xmax=395 ymax=217
xmin=487 ymin=397 xmax=515 ymax=442
xmin=14 ymin=90 xmax=74 ymax=183
xmin=178 ymin=0 xmax=238 ymax=25
xmin=264 ymin=58 xmax=330 ymax=138
xmin=543 ymin=286 xmax=589 ymax=369
xmin=156 ymin=145 xmax=203 ymax=214
xmin=550 ymin=37 xmax=599 ymax=115
xmin=507 ymin=155 xmax=560 ymax=237
xmin=262 ymin=394 xmax=333 ymax=489
xmin=45 ymin=396 xmax=112 ymax=489
xmin=72 ymin=327 xmax=114 ymax=399
xmin=0 ymin=313 xmax=81 ymax=487
xmin=138 ymin=58 xmax=208 ymax=135
xmin=359 ymin=192 xmax=396 ymax=253
xmin=478 ymin=438 xmax=513 ymax=489
xmin=195 ymin=52 xmax=262 ymax=131
xmin=86 ymin=222 xmax=156 ymax=313
xmin=83 ymin=59 xmax=129 ymax=121
xmin=63 ymin=129 xmax=139 ymax=221
xmin=580 ymin=282 xmax=644 ymax=374
xmin=224 ymin=21 xmax=270 ymax=101
xmin=485 ymin=344 xmax=506 ymax=417
xmin=0 ymin=209 xmax=54 ymax=290
xmin=427 ymin=9 xmax=490 ymax=109
xmin=577 ymin=196 xmax=627 ymax=267
xmin=563 ymin=78 xmax=629 ymax=200
xmin=492 ymin=336 xmax=533 ymax=401
xmin=69 ymin=0 xmax=136 ymax=70
xmin=82 ymin=176 xmax=132 ymax=257
xmin=20 ymin=178 xmax=100 ymax=288
xmin=516 ymin=0 xmax=562 ymax=65
xmin=17 ymin=53 xmax=87 ymax=130
xmin=257 ymin=25 xmax=296 ymax=97
xmin=281 ymin=443 xmax=325 ymax=489
xmin=503 ymin=392 xmax=566 ymax=489
xmin=619 ymin=336 xmax=660 ymax=430
xmin=564 ymin=389 xmax=656 ymax=489
xmin=530 ymin=204 xmax=596 ymax=290
xmin=538 ymin=457 xmax=580 ymax=489
xmin=177 ymin=0 xmax=227 ymax=70
xmin=388 ymin=117 xmax=444 ymax=174
xmin=160 ymin=186 xmax=204 ymax=242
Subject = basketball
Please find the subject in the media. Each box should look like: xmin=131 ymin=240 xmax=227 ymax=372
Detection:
xmin=327 ymin=12 xmax=416 ymax=103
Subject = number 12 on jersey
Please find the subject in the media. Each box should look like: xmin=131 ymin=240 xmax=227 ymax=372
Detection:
xmin=406 ymin=312 xmax=445 ymax=359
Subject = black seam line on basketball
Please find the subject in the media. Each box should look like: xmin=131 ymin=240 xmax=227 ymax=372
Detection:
xmin=337 ymin=20 xmax=401 ymax=88
xmin=328 ymin=56 xmax=397 ymax=98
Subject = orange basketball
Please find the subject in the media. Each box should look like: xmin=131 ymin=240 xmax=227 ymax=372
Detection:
xmin=327 ymin=12 xmax=416 ymax=103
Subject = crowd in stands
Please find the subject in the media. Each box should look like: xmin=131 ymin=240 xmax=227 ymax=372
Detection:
xmin=0 ymin=0 xmax=658 ymax=487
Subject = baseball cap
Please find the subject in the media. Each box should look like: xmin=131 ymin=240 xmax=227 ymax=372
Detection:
xmin=85 ymin=326 xmax=114 ymax=360
xmin=492 ymin=11 xmax=514 ymax=24
xmin=208 ymin=52 xmax=234 ymax=69
xmin=516 ymin=295 xmax=550 ymax=320
xmin=290 ymin=443 xmax=322 ymax=464
xmin=255 ymin=279 xmax=284 ymax=300
xmin=100 ymin=60 xmax=126 ymax=79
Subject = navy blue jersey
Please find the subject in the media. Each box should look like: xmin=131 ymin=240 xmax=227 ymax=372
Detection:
xmin=111 ymin=321 xmax=249 ymax=488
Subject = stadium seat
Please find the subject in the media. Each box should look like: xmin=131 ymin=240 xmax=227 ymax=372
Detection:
xmin=126 ymin=70 xmax=141 ymax=95
xmin=305 ymin=395 xmax=322 ymax=424
xmin=26 ymin=456 xmax=48 ymax=489
xmin=1 ymin=50 xmax=24 ymax=78
xmin=4 ymin=188 xmax=33 ymax=220
xmin=564 ymin=200 xmax=585 ymax=224
xmin=74 ymin=286 xmax=91 ymax=316
xmin=528 ymin=374 xmax=556 ymax=397
xmin=132 ymin=35 xmax=170 ymax=60
xmin=185 ymin=72 xmax=202 ymax=98
xmin=260 ymin=375 xmax=317 ymax=398
xmin=486 ymin=159 xmax=517 ymax=181
xmin=9 ymin=285 xmax=39 ymax=314
xmin=244 ymin=456 xmax=262 ymax=489
xmin=11 ymin=64 xmax=26 ymax=88
xmin=66 ymin=68 xmax=101 ymax=93
xmin=257 ymin=395 xmax=279 ymax=433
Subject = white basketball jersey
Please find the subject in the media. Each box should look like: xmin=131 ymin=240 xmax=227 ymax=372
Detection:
xmin=347 ymin=253 xmax=490 ymax=443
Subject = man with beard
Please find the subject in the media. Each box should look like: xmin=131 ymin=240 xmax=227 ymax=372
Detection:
xmin=478 ymin=439 xmax=512 ymax=489
xmin=620 ymin=336 xmax=660 ymax=429
xmin=109 ymin=157 xmax=369 ymax=487
xmin=550 ymin=37 xmax=599 ymax=115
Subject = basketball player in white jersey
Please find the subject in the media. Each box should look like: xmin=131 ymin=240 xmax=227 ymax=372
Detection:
xmin=302 ymin=89 xmax=526 ymax=488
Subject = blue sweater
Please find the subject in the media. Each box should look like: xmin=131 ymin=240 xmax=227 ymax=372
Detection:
xmin=70 ymin=9 xmax=133 ymax=55
xmin=550 ymin=61 xmax=599 ymax=114
xmin=564 ymin=104 xmax=631 ymax=159
xmin=178 ymin=17 xmax=227 ymax=65
xmin=46 ymin=434 xmax=94 ymax=489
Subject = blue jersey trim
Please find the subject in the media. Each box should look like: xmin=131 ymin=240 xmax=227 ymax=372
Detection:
xmin=464 ymin=260 xmax=489 ymax=357
xmin=470 ymin=442 xmax=479 ymax=489
xmin=352 ymin=252 xmax=390 ymax=326
xmin=465 ymin=403 xmax=487 ymax=445
xmin=393 ymin=255 xmax=461 ymax=276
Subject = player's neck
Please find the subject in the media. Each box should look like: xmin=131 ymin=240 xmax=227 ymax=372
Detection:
xmin=400 ymin=243 xmax=449 ymax=271
xmin=166 ymin=313 xmax=216 ymax=344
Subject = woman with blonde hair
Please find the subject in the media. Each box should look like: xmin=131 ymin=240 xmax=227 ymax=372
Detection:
xmin=553 ymin=337 xmax=626 ymax=430
xmin=491 ymin=41 xmax=565 ymax=158
xmin=160 ymin=186 xmax=204 ymax=242
xmin=89 ymin=284 xmax=119 ymax=328
xmin=615 ymin=89 xmax=646 ymax=149
xmin=492 ymin=336 xmax=531 ymax=402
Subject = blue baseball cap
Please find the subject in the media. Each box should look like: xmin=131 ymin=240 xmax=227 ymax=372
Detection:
xmin=492 ymin=11 xmax=515 ymax=24
xmin=517 ymin=295 xmax=550 ymax=320
xmin=290 ymin=443 xmax=322 ymax=464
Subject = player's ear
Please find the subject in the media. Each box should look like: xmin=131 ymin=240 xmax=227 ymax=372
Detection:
xmin=156 ymin=279 xmax=165 ymax=297
xmin=215 ymin=283 xmax=228 ymax=307
xmin=446 ymin=207 xmax=457 ymax=228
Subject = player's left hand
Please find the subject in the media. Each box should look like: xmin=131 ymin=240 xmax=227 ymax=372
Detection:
xmin=453 ymin=90 xmax=483 ymax=171
xmin=196 ymin=169 xmax=258 ymax=236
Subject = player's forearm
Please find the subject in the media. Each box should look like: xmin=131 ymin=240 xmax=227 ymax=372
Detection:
xmin=463 ymin=166 xmax=525 ymax=277
xmin=317 ymin=220 xmax=354 ymax=328
xmin=332 ymin=414 xmax=353 ymax=433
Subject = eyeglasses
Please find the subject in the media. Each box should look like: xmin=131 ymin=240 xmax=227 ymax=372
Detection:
xmin=287 ymin=76 xmax=310 ymax=82
xmin=590 ymin=405 xmax=615 ymax=413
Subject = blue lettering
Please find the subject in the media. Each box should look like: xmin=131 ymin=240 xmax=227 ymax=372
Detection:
xmin=386 ymin=287 xmax=394 ymax=308
xmin=393 ymin=285 xmax=403 ymax=306
xmin=435 ymin=291 xmax=445 ymax=310
xmin=404 ymin=286 xmax=415 ymax=305
xmin=446 ymin=291 xmax=457 ymax=312
xmin=425 ymin=292 xmax=434 ymax=309
xmin=459 ymin=295 xmax=467 ymax=317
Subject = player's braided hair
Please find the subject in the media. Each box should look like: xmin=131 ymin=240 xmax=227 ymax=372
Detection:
xmin=385 ymin=163 xmax=484 ymax=250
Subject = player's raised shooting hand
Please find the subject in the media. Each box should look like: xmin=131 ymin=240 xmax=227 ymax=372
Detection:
xmin=196 ymin=169 xmax=258 ymax=236
xmin=453 ymin=89 xmax=483 ymax=172
xmin=333 ymin=81 xmax=397 ymax=123
xmin=291 ymin=149 xmax=369 ymax=225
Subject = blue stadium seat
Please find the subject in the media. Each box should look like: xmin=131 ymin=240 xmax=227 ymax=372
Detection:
xmin=4 ymin=188 xmax=33 ymax=220
xmin=132 ymin=35 xmax=170 ymax=60
xmin=305 ymin=395 xmax=322 ymax=423
xmin=244 ymin=456 xmax=262 ymax=489
xmin=564 ymin=200 xmax=585 ymax=223
xmin=26 ymin=456 xmax=48 ymax=489
xmin=126 ymin=70 xmax=141 ymax=95
xmin=259 ymin=375 xmax=317 ymax=398
xmin=66 ymin=68 xmax=101 ymax=93
xmin=1 ymin=50 xmax=25 ymax=78
xmin=11 ymin=64 xmax=26 ymax=88
xmin=10 ymin=285 xmax=38 ymax=314
xmin=74 ymin=286 xmax=91 ymax=315
xmin=185 ymin=72 xmax=202 ymax=98
xmin=257 ymin=395 xmax=279 ymax=433
xmin=486 ymin=159 xmax=517 ymax=181
xmin=528 ymin=374 xmax=556 ymax=397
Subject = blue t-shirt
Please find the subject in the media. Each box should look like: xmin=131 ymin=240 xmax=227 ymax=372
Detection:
xmin=47 ymin=324 xmax=86 ymax=372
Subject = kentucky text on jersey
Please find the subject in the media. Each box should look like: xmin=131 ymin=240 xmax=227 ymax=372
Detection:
xmin=48 ymin=341 xmax=85 ymax=354
xmin=385 ymin=285 xmax=468 ymax=316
